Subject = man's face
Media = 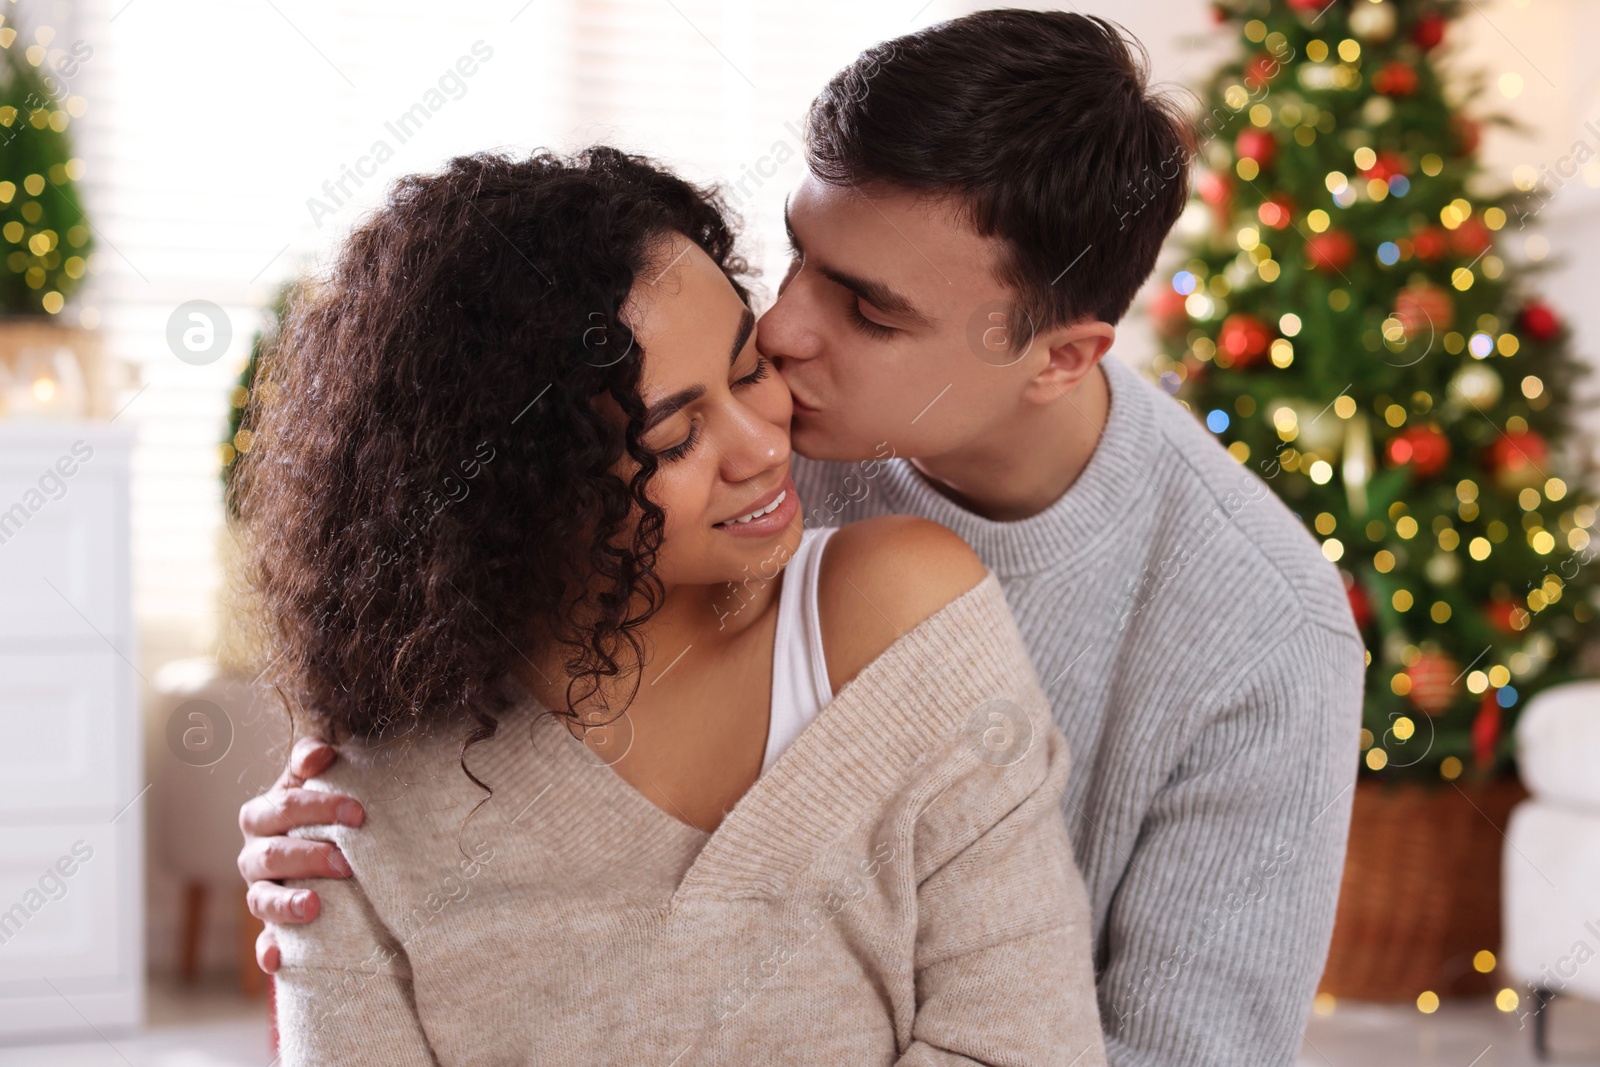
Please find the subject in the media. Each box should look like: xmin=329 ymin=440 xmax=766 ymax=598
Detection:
xmin=757 ymin=173 xmax=1042 ymax=464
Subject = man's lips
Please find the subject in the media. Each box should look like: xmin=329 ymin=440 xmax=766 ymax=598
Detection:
xmin=777 ymin=363 xmax=816 ymax=412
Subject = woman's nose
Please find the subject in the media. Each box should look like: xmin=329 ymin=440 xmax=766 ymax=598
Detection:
xmin=722 ymin=405 xmax=790 ymax=480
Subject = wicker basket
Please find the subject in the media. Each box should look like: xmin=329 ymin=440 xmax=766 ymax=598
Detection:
xmin=1318 ymin=777 xmax=1528 ymax=1001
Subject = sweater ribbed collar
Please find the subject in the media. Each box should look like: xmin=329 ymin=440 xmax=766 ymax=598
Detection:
xmin=877 ymin=354 xmax=1162 ymax=578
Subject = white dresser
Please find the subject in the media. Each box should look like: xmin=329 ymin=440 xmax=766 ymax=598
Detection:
xmin=0 ymin=422 xmax=142 ymax=1040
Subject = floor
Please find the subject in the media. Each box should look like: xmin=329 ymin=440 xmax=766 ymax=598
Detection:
xmin=0 ymin=983 xmax=1596 ymax=1065
xmin=0 ymin=982 xmax=270 ymax=1067
xmin=1301 ymin=995 xmax=1600 ymax=1067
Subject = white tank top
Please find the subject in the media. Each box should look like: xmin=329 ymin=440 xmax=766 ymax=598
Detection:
xmin=760 ymin=525 xmax=839 ymax=776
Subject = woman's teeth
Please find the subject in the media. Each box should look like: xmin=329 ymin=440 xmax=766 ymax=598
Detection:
xmin=718 ymin=489 xmax=786 ymax=527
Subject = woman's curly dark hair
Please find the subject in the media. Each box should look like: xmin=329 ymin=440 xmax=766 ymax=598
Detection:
xmin=232 ymin=147 xmax=749 ymax=762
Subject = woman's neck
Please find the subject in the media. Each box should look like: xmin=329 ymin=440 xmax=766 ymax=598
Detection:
xmin=518 ymin=569 xmax=785 ymax=720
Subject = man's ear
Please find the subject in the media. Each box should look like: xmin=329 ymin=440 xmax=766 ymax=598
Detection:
xmin=1023 ymin=320 xmax=1115 ymax=404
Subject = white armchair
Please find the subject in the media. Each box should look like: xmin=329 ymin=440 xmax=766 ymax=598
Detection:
xmin=1504 ymin=679 xmax=1600 ymax=1060
xmin=148 ymin=658 xmax=287 ymax=990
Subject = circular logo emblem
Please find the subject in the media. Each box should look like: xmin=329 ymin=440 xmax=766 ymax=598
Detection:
xmin=965 ymin=301 xmax=1036 ymax=367
xmin=165 ymin=698 xmax=234 ymax=767
xmin=963 ymin=698 xmax=1033 ymax=766
xmin=167 ymin=300 xmax=233 ymax=366
xmin=581 ymin=312 xmax=635 ymax=368
xmin=565 ymin=709 xmax=635 ymax=767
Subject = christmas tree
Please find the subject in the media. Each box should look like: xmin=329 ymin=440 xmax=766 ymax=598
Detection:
xmin=222 ymin=280 xmax=297 ymax=518
xmin=1149 ymin=0 xmax=1598 ymax=782
xmin=0 ymin=20 xmax=92 ymax=316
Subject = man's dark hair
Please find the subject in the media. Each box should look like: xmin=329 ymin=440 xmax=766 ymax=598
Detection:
xmin=805 ymin=9 xmax=1195 ymax=335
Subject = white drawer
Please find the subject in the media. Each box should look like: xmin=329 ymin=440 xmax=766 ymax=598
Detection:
xmin=0 ymin=823 xmax=129 ymax=983
xmin=0 ymin=652 xmax=130 ymax=816
xmin=0 ymin=451 xmax=125 ymax=642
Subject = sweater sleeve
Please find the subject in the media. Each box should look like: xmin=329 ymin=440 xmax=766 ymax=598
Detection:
xmin=1096 ymin=620 xmax=1365 ymax=1067
xmin=896 ymin=710 xmax=1108 ymax=1067
xmin=273 ymin=821 xmax=441 ymax=1067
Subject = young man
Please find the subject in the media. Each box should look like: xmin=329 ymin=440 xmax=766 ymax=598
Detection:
xmin=238 ymin=11 xmax=1364 ymax=1066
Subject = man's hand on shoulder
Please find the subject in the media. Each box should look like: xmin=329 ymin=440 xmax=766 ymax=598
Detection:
xmin=817 ymin=516 xmax=989 ymax=694
xmin=237 ymin=737 xmax=365 ymax=973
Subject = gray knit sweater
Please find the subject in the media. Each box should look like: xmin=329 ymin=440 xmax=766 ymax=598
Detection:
xmin=792 ymin=353 xmax=1367 ymax=1067
xmin=274 ymin=573 xmax=1108 ymax=1066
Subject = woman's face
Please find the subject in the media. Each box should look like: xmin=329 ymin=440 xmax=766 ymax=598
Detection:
xmin=611 ymin=234 xmax=802 ymax=590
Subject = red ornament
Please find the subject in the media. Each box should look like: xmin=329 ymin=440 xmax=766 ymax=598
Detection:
xmin=1387 ymin=425 xmax=1451 ymax=477
xmin=1360 ymin=151 xmax=1410 ymax=183
xmin=1406 ymin=651 xmax=1462 ymax=715
xmin=1212 ymin=3 xmax=1229 ymax=23
xmin=1198 ymin=170 xmax=1234 ymax=232
xmin=1307 ymin=229 xmax=1356 ymax=273
xmin=1454 ymin=116 xmax=1482 ymax=155
xmin=1150 ymin=286 xmax=1190 ymax=337
xmin=1413 ymin=226 xmax=1449 ymax=261
xmin=1344 ymin=570 xmax=1372 ymax=630
xmin=1257 ymin=195 xmax=1294 ymax=229
xmin=1218 ymin=313 xmax=1274 ymax=367
xmin=1517 ymin=301 xmax=1562 ymax=343
xmin=1235 ymin=128 xmax=1278 ymax=168
xmin=1394 ymin=284 xmax=1454 ymax=338
xmin=1373 ymin=61 xmax=1419 ymax=97
xmin=1245 ymin=52 xmax=1285 ymax=89
xmin=1198 ymin=170 xmax=1232 ymax=208
xmin=1472 ymin=689 xmax=1502 ymax=770
xmin=1412 ymin=12 xmax=1447 ymax=50
xmin=1485 ymin=597 xmax=1528 ymax=635
xmin=1286 ymin=0 xmax=1324 ymax=10
xmin=1489 ymin=429 xmax=1549 ymax=489
xmin=1451 ymin=217 xmax=1493 ymax=257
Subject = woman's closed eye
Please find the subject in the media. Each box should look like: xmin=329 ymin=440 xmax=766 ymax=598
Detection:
xmin=735 ymin=354 xmax=771 ymax=388
xmin=655 ymin=419 xmax=700 ymax=463
xmin=653 ymin=355 xmax=772 ymax=462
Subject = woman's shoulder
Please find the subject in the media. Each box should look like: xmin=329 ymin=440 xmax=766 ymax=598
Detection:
xmin=298 ymin=703 xmax=535 ymax=820
xmin=815 ymin=516 xmax=992 ymax=695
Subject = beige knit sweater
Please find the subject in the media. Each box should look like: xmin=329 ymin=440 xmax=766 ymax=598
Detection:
xmin=274 ymin=571 xmax=1106 ymax=1066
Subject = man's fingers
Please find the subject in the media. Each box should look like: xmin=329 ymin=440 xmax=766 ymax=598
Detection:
xmin=262 ymin=738 xmax=337 ymax=798
xmin=237 ymin=834 xmax=354 ymax=883
xmin=247 ymin=880 xmax=322 ymax=925
xmin=289 ymin=738 xmax=339 ymax=781
xmin=256 ymin=927 xmax=281 ymax=975
xmin=239 ymin=787 xmax=364 ymax=839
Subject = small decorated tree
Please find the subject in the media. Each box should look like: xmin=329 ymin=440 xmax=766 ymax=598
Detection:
xmin=0 ymin=22 xmax=92 ymax=317
xmin=221 ymin=283 xmax=295 ymax=518
xmin=1150 ymin=0 xmax=1598 ymax=784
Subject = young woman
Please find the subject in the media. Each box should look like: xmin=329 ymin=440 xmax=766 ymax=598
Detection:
xmin=234 ymin=147 xmax=1104 ymax=1066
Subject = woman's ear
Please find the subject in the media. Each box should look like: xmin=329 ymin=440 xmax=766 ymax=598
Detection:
xmin=1023 ymin=320 xmax=1115 ymax=404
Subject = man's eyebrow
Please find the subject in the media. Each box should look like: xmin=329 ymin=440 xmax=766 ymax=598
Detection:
xmin=783 ymin=200 xmax=930 ymax=328
xmin=641 ymin=307 xmax=757 ymax=432
xmin=816 ymin=264 xmax=931 ymax=328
